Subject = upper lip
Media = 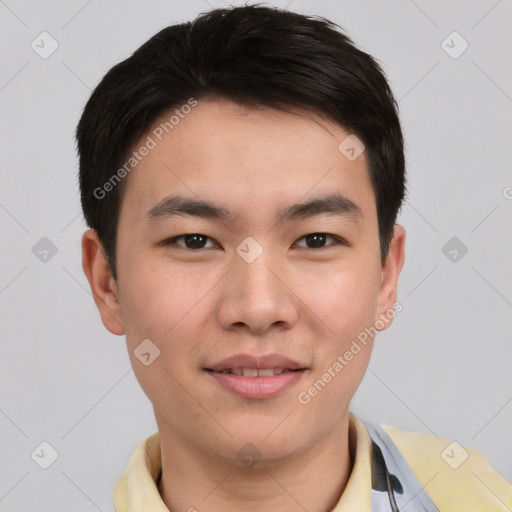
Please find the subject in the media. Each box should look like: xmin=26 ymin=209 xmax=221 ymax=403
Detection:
xmin=206 ymin=353 xmax=305 ymax=372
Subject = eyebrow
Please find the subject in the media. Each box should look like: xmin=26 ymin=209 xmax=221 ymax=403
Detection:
xmin=145 ymin=193 xmax=363 ymax=225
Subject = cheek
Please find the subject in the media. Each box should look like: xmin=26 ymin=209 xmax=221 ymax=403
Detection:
xmin=301 ymin=261 xmax=381 ymax=343
xmin=116 ymin=248 xmax=209 ymax=340
xmin=298 ymin=262 xmax=380 ymax=405
xmin=116 ymin=253 xmax=218 ymax=397
xmin=116 ymin=259 xmax=205 ymax=423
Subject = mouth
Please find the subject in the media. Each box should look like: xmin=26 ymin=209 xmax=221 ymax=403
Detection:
xmin=204 ymin=354 xmax=308 ymax=399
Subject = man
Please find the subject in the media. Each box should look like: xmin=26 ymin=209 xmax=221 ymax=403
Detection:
xmin=77 ymin=4 xmax=512 ymax=511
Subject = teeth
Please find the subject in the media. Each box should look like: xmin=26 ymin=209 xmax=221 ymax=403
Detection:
xmin=220 ymin=367 xmax=290 ymax=377
xmin=213 ymin=367 xmax=296 ymax=377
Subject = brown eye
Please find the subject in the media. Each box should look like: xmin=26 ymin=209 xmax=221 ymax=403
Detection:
xmin=294 ymin=233 xmax=342 ymax=249
xmin=164 ymin=234 xmax=217 ymax=249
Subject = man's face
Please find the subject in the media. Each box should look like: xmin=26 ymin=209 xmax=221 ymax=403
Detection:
xmin=94 ymin=98 xmax=403 ymax=465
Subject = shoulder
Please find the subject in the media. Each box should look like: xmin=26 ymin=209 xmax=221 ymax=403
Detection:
xmin=382 ymin=424 xmax=512 ymax=511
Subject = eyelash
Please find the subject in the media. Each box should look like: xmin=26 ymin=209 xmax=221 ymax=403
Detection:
xmin=161 ymin=233 xmax=347 ymax=251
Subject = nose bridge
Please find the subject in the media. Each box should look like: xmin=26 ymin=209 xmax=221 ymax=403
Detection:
xmin=235 ymin=241 xmax=282 ymax=302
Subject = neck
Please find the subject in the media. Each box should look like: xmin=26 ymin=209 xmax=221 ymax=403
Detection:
xmin=156 ymin=412 xmax=354 ymax=512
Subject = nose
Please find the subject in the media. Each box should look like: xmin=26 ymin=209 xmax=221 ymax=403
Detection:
xmin=216 ymin=250 xmax=299 ymax=335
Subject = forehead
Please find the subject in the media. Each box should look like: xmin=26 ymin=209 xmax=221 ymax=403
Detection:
xmin=119 ymin=98 xmax=376 ymax=227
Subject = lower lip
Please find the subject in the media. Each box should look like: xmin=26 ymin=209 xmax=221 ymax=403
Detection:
xmin=206 ymin=370 xmax=305 ymax=399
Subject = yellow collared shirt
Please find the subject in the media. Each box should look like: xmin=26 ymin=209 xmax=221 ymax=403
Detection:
xmin=113 ymin=414 xmax=512 ymax=511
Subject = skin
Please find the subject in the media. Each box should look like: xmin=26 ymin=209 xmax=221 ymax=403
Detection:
xmin=82 ymin=98 xmax=405 ymax=511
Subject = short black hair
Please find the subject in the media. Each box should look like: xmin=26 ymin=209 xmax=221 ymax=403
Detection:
xmin=77 ymin=3 xmax=406 ymax=280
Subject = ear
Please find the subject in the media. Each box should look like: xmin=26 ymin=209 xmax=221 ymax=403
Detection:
xmin=375 ymin=224 xmax=406 ymax=331
xmin=81 ymin=229 xmax=125 ymax=335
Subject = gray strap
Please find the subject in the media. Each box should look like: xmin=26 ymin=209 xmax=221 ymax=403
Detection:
xmin=363 ymin=422 xmax=440 ymax=512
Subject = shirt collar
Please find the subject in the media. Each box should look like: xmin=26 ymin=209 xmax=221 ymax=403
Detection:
xmin=113 ymin=413 xmax=372 ymax=512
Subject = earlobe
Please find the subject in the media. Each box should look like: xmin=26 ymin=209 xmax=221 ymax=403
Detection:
xmin=81 ymin=229 xmax=125 ymax=335
xmin=375 ymin=225 xmax=406 ymax=330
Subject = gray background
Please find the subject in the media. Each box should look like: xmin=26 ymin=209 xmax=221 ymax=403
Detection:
xmin=1 ymin=0 xmax=511 ymax=510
